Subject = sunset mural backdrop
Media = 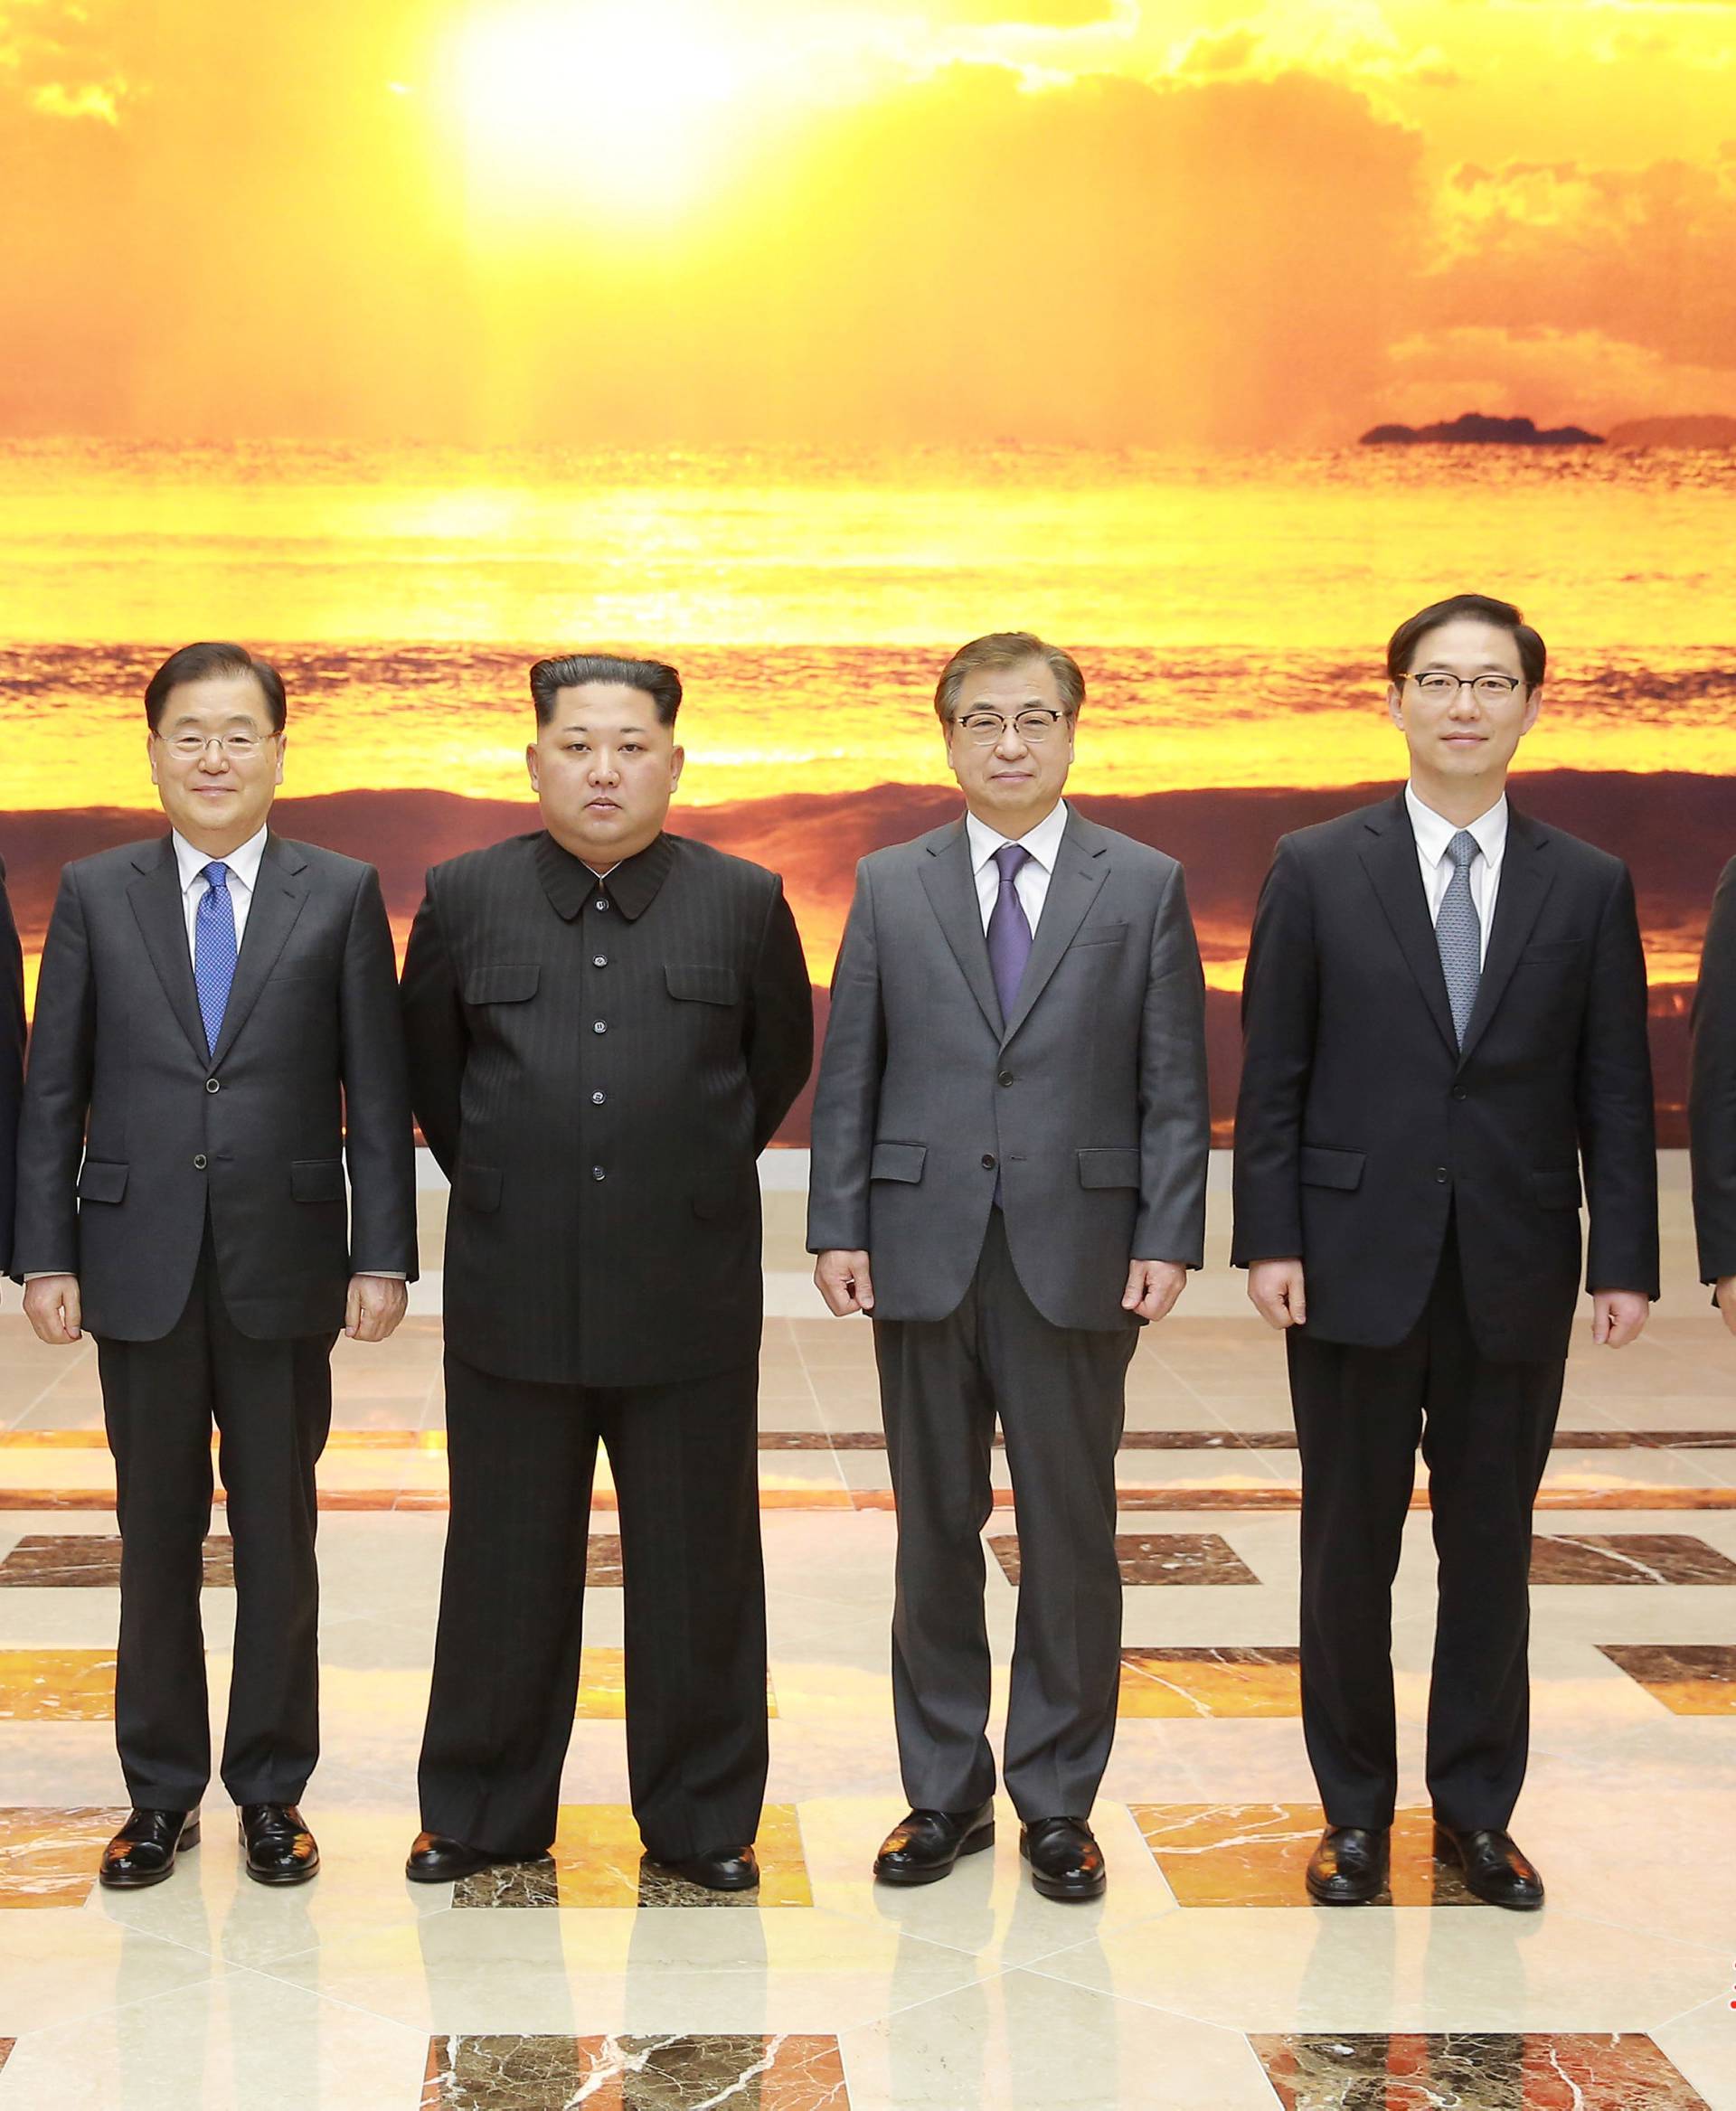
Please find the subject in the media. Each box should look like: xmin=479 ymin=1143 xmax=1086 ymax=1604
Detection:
xmin=3 ymin=0 xmax=1734 ymax=1137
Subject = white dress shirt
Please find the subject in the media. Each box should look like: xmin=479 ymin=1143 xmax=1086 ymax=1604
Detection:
xmin=172 ymin=824 xmax=268 ymax=959
xmin=965 ymin=800 xmax=1070 ymax=935
xmin=1404 ymin=785 xmax=1507 ymax=968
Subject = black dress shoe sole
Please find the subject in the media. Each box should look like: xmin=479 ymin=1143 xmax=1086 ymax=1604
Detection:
xmin=873 ymin=1823 xmax=995 ymax=1887
xmin=99 ymin=1819 xmax=201 ymax=1890
xmin=242 ymin=1853 xmax=320 ymax=1888
xmin=1305 ymin=1871 xmax=1387 ymax=1906
xmin=405 ymin=1850 xmax=503 ymax=1884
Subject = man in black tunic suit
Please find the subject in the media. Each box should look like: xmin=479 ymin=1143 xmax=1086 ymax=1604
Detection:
xmin=403 ymin=653 xmax=813 ymax=1891
xmin=0 ymin=854 xmax=22 ymax=1284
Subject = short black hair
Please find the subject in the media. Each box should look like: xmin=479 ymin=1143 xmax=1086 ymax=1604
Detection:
xmin=144 ymin=641 xmax=287 ymax=732
xmin=529 ymin=653 xmax=683 ymax=728
xmin=1386 ymin=594 xmax=1546 ymax=690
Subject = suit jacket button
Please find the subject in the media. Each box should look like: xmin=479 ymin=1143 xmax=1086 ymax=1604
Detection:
xmin=592 ymin=1021 xmax=608 ymax=1034
xmin=998 ymin=1070 xmax=1014 ymax=1087
xmin=591 ymin=1165 xmax=607 ymax=1182
xmin=193 ymin=1153 xmax=208 ymax=1170
xmin=1434 ymin=1165 xmax=1448 ymax=1183
xmin=591 ymin=1091 xmax=606 ymax=1106
xmin=982 ymin=1153 xmax=996 ymax=1170
xmin=1451 ymin=1086 xmax=1467 ymax=1101
xmin=205 ymin=1078 xmax=221 ymax=1093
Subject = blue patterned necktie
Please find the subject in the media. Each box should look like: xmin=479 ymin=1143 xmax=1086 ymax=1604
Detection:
xmin=987 ymin=842 xmax=1033 ymax=1023
xmin=1435 ymin=830 xmax=1482 ymax=1048
xmin=194 ymin=861 xmax=239 ymax=1056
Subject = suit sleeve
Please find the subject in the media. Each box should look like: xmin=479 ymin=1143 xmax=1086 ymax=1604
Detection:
xmin=1134 ymin=861 xmax=1210 ymax=1268
xmin=0 ymin=859 xmax=24 ymax=1279
xmin=805 ymin=860 xmax=885 ymax=1254
xmin=10 ymin=865 xmax=95 ymax=1279
xmin=745 ymin=879 xmax=814 ymax=1155
xmin=400 ymin=872 xmax=468 ymax=1181
xmin=339 ymin=864 xmax=418 ymax=1280
xmin=1690 ymin=857 xmax=1736 ymax=1282
xmin=1231 ymin=836 xmax=1317 ymax=1267
xmin=1578 ymin=859 xmax=1658 ymax=1297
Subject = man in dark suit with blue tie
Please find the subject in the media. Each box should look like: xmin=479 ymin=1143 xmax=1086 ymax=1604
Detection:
xmin=12 ymin=642 xmax=417 ymax=1890
xmin=0 ymin=855 xmax=23 ymax=1283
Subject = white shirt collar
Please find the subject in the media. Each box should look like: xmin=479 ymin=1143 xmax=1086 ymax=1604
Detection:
xmin=172 ymin=823 xmax=269 ymax=894
xmin=966 ymin=798 xmax=1070 ymax=873
xmin=1404 ymin=784 xmax=1508 ymax=870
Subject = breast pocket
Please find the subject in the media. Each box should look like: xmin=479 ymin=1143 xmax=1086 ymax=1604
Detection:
xmin=465 ymin=965 xmax=541 ymax=1006
xmin=665 ymin=965 xmax=741 ymax=1005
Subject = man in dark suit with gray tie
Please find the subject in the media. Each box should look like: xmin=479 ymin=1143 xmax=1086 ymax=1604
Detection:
xmin=808 ymin=631 xmax=1211 ymax=1901
xmin=12 ymin=642 xmax=417 ymax=1890
xmin=401 ymin=653 xmax=812 ymax=1892
xmin=1 ymin=855 xmax=22 ymax=1283
xmin=1234 ymin=593 xmax=1657 ymax=1909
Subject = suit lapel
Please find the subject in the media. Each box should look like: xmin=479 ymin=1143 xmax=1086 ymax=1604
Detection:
xmin=127 ymin=839 xmax=208 ymax=1063
xmin=1355 ymin=796 xmax=1458 ymax=1059
xmin=1454 ymin=806 xmax=1554 ymax=1068
xmin=210 ymin=835 xmax=310 ymax=1066
xmin=919 ymin=821 xmax=1003 ymax=1039
xmin=1000 ymin=815 xmax=1109 ymax=1047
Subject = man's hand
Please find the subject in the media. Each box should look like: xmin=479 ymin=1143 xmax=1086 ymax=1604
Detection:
xmin=1122 ymin=1259 xmax=1186 ymax=1323
xmin=1715 ymin=1277 xmax=1736 ymax=1338
xmin=1248 ymin=1258 xmax=1307 ymax=1330
xmin=24 ymin=1275 xmax=82 ymax=1345
xmin=1591 ymin=1289 xmax=1648 ymax=1349
xmin=345 ymin=1274 xmax=408 ymax=1343
xmin=815 ymin=1249 xmax=874 ymax=1316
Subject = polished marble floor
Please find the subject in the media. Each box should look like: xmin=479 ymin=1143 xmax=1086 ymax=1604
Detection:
xmin=1 ymin=1175 xmax=1734 ymax=2107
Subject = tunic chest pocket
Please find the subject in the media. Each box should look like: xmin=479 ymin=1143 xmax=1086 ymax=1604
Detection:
xmin=465 ymin=965 xmax=541 ymax=1006
xmin=665 ymin=966 xmax=741 ymax=1005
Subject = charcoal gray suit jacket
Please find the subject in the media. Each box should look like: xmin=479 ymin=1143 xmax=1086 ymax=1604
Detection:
xmin=807 ymin=806 xmax=1211 ymax=1330
xmin=11 ymin=833 xmax=417 ymax=1340
xmin=0 ymin=858 xmax=23 ymax=1279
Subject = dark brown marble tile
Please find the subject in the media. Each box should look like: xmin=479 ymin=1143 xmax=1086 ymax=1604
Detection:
xmin=1133 ymin=1804 xmax=1476 ymax=1907
xmin=1119 ymin=1645 xmax=1300 ymax=1716
xmin=453 ymin=1804 xmax=810 ymax=1908
xmin=0 ymin=2040 xmax=10 ymax=2075
xmin=990 ymin=1531 xmax=1259 ymax=1586
xmin=421 ymin=2032 xmax=850 ymax=2107
xmin=757 ymin=1432 xmax=842 ymax=1449
xmin=1530 ymin=1532 xmax=1736 ymax=1585
xmin=0 ymin=1534 xmax=233 ymax=1588
xmin=1552 ymin=1430 xmax=1736 ymax=1449
xmin=1251 ymin=2031 xmax=1710 ymax=2108
xmin=583 ymin=1537 xmax=624 ymax=1588
xmin=1599 ymin=1643 xmax=1736 ymax=1713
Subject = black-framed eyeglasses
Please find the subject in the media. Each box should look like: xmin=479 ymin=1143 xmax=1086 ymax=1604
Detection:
xmin=1406 ymin=673 xmax=1524 ymax=705
xmin=952 ymin=708 xmax=1067 ymax=747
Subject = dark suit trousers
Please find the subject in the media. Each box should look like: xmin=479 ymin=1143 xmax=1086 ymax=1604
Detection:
xmin=419 ymin=1352 xmax=768 ymax=1862
xmin=96 ymin=1229 xmax=335 ymax=1809
xmin=1288 ymin=1226 xmax=1563 ymax=1833
xmin=873 ymin=1210 xmax=1137 ymax=1822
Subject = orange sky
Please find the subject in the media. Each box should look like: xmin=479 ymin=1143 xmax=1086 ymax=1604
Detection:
xmin=3 ymin=0 xmax=1733 ymax=445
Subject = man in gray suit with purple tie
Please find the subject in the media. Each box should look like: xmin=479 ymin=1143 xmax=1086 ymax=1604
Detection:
xmin=807 ymin=631 xmax=1211 ymax=1900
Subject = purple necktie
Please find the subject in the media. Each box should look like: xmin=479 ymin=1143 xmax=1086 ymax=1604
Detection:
xmin=988 ymin=842 xmax=1033 ymax=1024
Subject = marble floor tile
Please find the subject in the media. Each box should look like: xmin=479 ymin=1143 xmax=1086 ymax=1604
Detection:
xmin=452 ymin=1805 xmax=811 ymax=1909
xmin=0 ymin=1533 xmax=234 ymax=1588
xmin=420 ymin=2031 xmax=849 ymax=2108
xmin=1118 ymin=1645 xmax=1301 ymax=1717
xmin=1530 ymin=1534 xmax=1736 ymax=1585
xmin=1130 ymin=1805 xmax=1477 ymax=1908
xmin=0 ymin=1805 xmax=128 ymax=1908
xmin=0 ymin=1647 xmax=116 ymax=1720
xmin=1597 ymin=1644 xmax=1736 ymax=1712
xmin=1250 ymin=2030 xmax=1711 ymax=2109
xmin=574 ymin=1650 xmax=778 ymax=1720
xmin=988 ymin=1531 xmax=1260 ymax=1587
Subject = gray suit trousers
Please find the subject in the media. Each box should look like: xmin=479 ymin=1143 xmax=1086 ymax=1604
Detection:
xmin=873 ymin=1211 xmax=1137 ymax=1821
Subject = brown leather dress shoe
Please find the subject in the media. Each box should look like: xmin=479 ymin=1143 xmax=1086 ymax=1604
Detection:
xmin=1019 ymin=1816 xmax=1105 ymax=1900
xmin=99 ymin=1808 xmax=201 ymax=1890
xmin=239 ymin=1804 xmax=319 ymax=1886
xmin=1433 ymin=1822 xmax=1544 ymax=1909
xmin=1306 ymin=1825 xmax=1390 ymax=1905
xmin=874 ymin=1804 xmax=995 ymax=1887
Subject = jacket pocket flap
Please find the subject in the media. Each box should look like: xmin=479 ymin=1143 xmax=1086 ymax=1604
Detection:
xmin=1526 ymin=1167 xmax=1583 ymax=1210
xmin=1077 ymin=1146 xmax=1141 ymax=1189
xmin=465 ymin=964 xmax=541 ymax=1004
xmin=1300 ymin=1145 xmax=1365 ymax=1192
xmin=76 ymin=1159 xmax=128 ymax=1203
xmin=457 ymin=1163 xmax=503 ymax=1213
xmin=665 ymin=965 xmax=740 ymax=1005
xmin=870 ymin=1141 xmax=928 ymax=1183
xmin=1072 ymin=924 xmax=1129 ymax=950
xmin=290 ymin=1158 xmax=345 ymax=1203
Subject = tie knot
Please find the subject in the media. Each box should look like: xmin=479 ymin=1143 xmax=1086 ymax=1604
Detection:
xmin=994 ymin=843 xmax=1030 ymax=884
xmin=201 ymin=861 xmax=231 ymax=891
xmin=1448 ymin=830 xmax=1478 ymax=872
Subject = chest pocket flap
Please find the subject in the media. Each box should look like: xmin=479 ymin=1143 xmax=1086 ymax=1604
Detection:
xmin=666 ymin=965 xmax=740 ymax=1005
xmin=466 ymin=964 xmax=541 ymax=1004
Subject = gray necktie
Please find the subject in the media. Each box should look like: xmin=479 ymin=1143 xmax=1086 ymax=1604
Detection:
xmin=1436 ymin=830 xmax=1482 ymax=1047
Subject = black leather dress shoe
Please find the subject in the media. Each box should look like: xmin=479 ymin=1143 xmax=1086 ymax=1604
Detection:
xmin=99 ymin=1808 xmax=200 ymax=1890
xmin=1020 ymin=1816 xmax=1106 ymax=1901
xmin=1434 ymin=1822 xmax=1544 ymax=1909
xmin=405 ymin=1832 xmax=514 ymax=1883
xmin=239 ymin=1804 xmax=319 ymax=1887
xmin=1306 ymin=1825 xmax=1390 ymax=1905
xmin=874 ymin=1804 xmax=995 ymax=1886
xmin=646 ymin=1844 xmax=760 ymax=1892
